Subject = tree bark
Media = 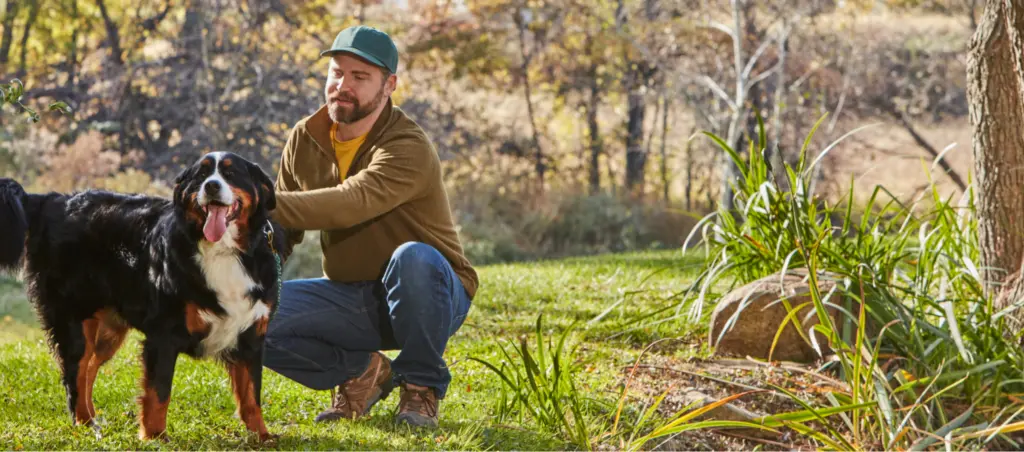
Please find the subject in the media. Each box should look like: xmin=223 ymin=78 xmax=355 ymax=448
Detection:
xmin=586 ymin=34 xmax=602 ymax=195
xmin=719 ymin=0 xmax=750 ymax=213
xmin=660 ymin=96 xmax=670 ymax=204
xmin=16 ymin=0 xmax=40 ymax=77
xmin=623 ymin=0 xmax=658 ymax=198
xmin=0 ymin=0 xmax=19 ymax=67
xmin=514 ymin=7 xmax=545 ymax=192
xmin=624 ymin=66 xmax=647 ymax=196
xmin=969 ymin=0 xmax=1024 ymax=300
xmin=587 ymin=81 xmax=602 ymax=194
xmin=65 ymin=0 xmax=79 ymax=91
xmin=770 ymin=19 xmax=790 ymax=188
xmin=685 ymin=126 xmax=696 ymax=211
xmin=95 ymin=0 xmax=124 ymax=65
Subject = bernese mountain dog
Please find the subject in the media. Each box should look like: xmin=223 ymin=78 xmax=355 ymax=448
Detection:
xmin=0 ymin=152 xmax=291 ymax=442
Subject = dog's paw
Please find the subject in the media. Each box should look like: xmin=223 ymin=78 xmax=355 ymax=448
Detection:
xmin=257 ymin=431 xmax=280 ymax=444
xmin=89 ymin=421 xmax=103 ymax=440
xmin=138 ymin=429 xmax=170 ymax=443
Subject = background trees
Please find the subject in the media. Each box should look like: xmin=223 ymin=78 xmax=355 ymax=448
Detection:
xmin=0 ymin=0 xmax=981 ymax=264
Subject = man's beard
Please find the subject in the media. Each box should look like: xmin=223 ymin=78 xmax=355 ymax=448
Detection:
xmin=328 ymin=85 xmax=387 ymax=124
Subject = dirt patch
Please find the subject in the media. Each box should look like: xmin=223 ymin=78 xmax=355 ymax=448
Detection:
xmin=619 ymin=354 xmax=848 ymax=450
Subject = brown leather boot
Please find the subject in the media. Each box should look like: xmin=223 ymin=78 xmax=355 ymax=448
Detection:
xmin=395 ymin=382 xmax=439 ymax=429
xmin=314 ymin=352 xmax=394 ymax=422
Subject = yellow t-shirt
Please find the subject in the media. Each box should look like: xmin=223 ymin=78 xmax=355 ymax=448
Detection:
xmin=331 ymin=122 xmax=367 ymax=181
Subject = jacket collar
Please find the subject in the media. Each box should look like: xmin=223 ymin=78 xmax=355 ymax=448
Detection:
xmin=305 ymin=98 xmax=395 ymax=158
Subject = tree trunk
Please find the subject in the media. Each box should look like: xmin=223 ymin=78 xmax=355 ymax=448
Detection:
xmin=660 ymin=96 xmax=670 ymax=204
xmin=16 ymin=0 xmax=40 ymax=77
xmin=969 ymin=0 xmax=1024 ymax=304
xmin=719 ymin=0 xmax=749 ymax=213
xmin=65 ymin=0 xmax=79 ymax=91
xmin=624 ymin=0 xmax=658 ymax=198
xmin=514 ymin=8 xmax=545 ymax=193
xmin=685 ymin=126 xmax=696 ymax=211
xmin=0 ymin=0 xmax=19 ymax=67
xmin=586 ymin=35 xmax=602 ymax=195
xmin=770 ymin=20 xmax=790 ymax=187
xmin=588 ymin=86 xmax=602 ymax=194
xmin=624 ymin=66 xmax=647 ymax=196
xmin=95 ymin=0 xmax=124 ymax=65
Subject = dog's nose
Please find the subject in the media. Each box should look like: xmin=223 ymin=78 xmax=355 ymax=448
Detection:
xmin=204 ymin=180 xmax=221 ymax=194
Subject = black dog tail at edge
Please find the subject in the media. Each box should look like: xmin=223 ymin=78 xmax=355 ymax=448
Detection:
xmin=0 ymin=178 xmax=29 ymax=271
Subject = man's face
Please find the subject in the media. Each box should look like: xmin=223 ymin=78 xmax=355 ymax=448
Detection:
xmin=324 ymin=54 xmax=395 ymax=125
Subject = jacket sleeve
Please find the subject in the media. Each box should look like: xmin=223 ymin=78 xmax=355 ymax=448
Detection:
xmin=272 ymin=135 xmax=436 ymax=231
xmin=274 ymin=126 xmax=307 ymax=247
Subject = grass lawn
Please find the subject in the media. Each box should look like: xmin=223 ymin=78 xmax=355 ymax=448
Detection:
xmin=0 ymin=249 xmax=708 ymax=450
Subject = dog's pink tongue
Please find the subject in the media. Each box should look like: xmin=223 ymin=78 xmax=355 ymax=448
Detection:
xmin=203 ymin=205 xmax=229 ymax=242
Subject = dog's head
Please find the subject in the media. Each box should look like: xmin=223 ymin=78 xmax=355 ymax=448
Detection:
xmin=173 ymin=152 xmax=275 ymax=245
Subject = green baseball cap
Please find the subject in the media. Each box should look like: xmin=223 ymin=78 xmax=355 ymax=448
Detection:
xmin=320 ymin=25 xmax=399 ymax=74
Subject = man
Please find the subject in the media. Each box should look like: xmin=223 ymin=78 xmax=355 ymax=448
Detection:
xmin=264 ymin=25 xmax=478 ymax=430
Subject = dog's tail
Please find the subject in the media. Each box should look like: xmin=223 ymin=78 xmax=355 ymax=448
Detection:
xmin=0 ymin=178 xmax=28 ymax=271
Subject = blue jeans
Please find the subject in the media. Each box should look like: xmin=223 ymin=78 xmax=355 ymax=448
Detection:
xmin=263 ymin=242 xmax=472 ymax=399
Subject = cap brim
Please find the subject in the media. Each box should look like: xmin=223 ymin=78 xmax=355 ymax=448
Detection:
xmin=320 ymin=47 xmax=389 ymax=71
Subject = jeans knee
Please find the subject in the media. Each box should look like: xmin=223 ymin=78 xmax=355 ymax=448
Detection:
xmin=384 ymin=242 xmax=452 ymax=307
xmin=388 ymin=242 xmax=445 ymax=279
xmin=392 ymin=242 xmax=441 ymax=266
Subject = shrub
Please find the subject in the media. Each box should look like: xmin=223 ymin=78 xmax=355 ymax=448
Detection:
xmin=455 ymin=188 xmax=699 ymax=265
xmin=679 ymin=113 xmax=1024 ymax=449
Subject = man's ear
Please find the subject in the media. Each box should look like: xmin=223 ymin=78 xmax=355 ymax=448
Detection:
xmin=248 ymin=161 xmax=276 ymax=211
xmin=386 ymin=74 xmax=398 ymax=97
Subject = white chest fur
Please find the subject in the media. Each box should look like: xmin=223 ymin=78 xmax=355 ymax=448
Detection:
xmin=194 ymin=229 xmax=268 ymax=358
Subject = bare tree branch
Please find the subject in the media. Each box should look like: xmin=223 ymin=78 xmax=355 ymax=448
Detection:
xmin=740 ymin=37 xmax=773 ymax=82
xmin=699 ymin=75 xmax=737 ymax=110
xmin=95 ymin=0 xmax=124 ymax=65
xmin=884 ymin=103 xmax=968 ymax=192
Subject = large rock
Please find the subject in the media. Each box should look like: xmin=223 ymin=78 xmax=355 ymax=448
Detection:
xmin=709 ymin=269 xmax=857 ymax=362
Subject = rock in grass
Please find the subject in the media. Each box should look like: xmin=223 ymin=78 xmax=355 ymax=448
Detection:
xmin=708 ymin=269 xmax=857 ymax=363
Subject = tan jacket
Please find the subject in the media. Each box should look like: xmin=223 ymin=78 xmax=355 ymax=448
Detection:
xmin=272 ymin=99 xmax=479 ymax=298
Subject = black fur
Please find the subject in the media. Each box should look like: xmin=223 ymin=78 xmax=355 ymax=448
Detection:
xmin=0 ymin=152 xmax=290 ymax=441
xmin=0 ymin=179 xmax=27 ymax=265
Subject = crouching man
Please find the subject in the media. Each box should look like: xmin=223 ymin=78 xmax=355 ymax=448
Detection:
xmin=265 ymin=25 xmax=478 ymax=429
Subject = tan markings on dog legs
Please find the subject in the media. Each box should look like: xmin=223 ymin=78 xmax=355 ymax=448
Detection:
xmin=137 ymin=371 xmax=169 ymax=440
xmin=83 ymin=310 xmax=128 ymax=421
xmin=74 ymin=317 xmax=99 ymax=425
xmin=227 ymin=362 xmax=271 ymax=441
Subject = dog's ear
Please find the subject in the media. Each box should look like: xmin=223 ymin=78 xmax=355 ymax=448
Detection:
xmin=172 ymin=164 xmax=196 ymax=207
xmin=247 ymin=161 xmax=276 ymax=211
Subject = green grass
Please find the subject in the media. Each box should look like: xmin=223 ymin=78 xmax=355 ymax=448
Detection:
xmin=0 ymin=249 xmax=706 ymax=450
